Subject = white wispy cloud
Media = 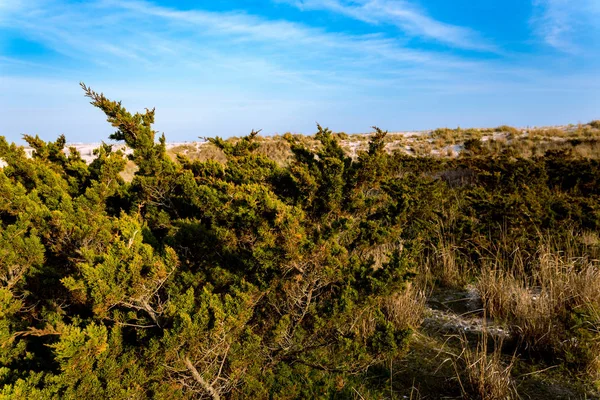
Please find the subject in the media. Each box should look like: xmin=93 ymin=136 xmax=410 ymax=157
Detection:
xmin=1 ymin=0 xmax=597 ymax=141
xmin=532 ymin=0 xmax=600 ymax=53
xmin=275 ymin=0 xmax=496 ymax=51
xmin=0 ymin=0 xmax=486 ymax=89
xmin=0 ymin=0 xmax=491 ymax=139
xmin=106 ymin=0 xmax=480 ymax=67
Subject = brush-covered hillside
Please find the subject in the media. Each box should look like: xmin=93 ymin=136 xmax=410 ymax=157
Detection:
xmin=1 ymin=87 xmax=600 ymax=399
xmin=166 ymin=121 xmax=600 ymax=164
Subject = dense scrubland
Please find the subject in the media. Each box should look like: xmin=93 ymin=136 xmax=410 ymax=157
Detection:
xmin=167 ymin=121 xmax=600 ymax=165
xmin=1 ymin=86 xmax=600 ymax=399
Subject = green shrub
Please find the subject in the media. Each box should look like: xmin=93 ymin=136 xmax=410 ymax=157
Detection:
xmin=0 ymin=87 xmax=418 ymax=398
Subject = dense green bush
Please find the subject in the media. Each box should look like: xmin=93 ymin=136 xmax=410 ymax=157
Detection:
xmin=1 ymin=86 xmax=599 ymax=398
xmin=0 ymin=88 xmax=419 ymax=399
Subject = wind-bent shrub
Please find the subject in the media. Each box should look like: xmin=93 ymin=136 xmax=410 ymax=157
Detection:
xmin=0 ymin=86 xmax=417 ymax=399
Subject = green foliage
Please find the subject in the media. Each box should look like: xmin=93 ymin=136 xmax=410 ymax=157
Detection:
xmin=0 ymin=87 xmax=421 ymax=399
xmin=1 ymin=86 xmax=599 ymax=398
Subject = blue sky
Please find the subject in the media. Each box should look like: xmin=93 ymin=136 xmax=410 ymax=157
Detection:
xmin=0 ymin=0 xmax=599 ymax=143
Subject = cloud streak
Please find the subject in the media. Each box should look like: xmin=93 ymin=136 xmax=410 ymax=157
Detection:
xmin=531 ymin=0 xmax=600 ymax=53
xmin=275 ymin=0 xmax=496 ymax=51
xmin=0 ymin=0 xmax=598 ymax=142
xmin=1 ymin=1 xmax=471 ymax=75
xmin=0 ymin=0 xmax=498 ymax=95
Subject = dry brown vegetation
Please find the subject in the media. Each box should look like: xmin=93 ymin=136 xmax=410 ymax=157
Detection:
xmin=160 ymin=122 xmax=600 ymax=166
xmin=446 ymin=331 xmax=518 ymax=400
xmin=477 ymin=241 xmax=600 ymax=380
xmin=382 ymin=283 xmax=427 ymax=331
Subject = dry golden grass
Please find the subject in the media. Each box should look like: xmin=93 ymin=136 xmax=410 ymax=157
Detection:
xmin=159 ymin=123 xmax=600 ymax=162
xmin=527 ymin=127 xmax=568 ymax=139
xmin=352 ymin=283 xmax=426 ymax=345
xmin=168 ymin=142 xmax=228 ymax=163
xmin=571 ymin=139 xmax=600 ymax=159
xmin=448 ymin=330 xmax=518 ymax=400
xmin=477 ymin=244 xmax=600 ymax=378
xmin=255 ymin=138 xmax=292 ymax=165
xmin=580 ymin=231 xmax=600 ymax=247
xmin=477 ymin=135 xmax=600 ymax=159
xmin=119 ymin=160 xmax=138 ymax=182
xmin=413 ymin=142 xmax=433 ymax=157
xmin=495 ymin=125 xmax=521 ymax=135
xmin=424 ymin=225 xmax=470 ymax=289
xmin=381 ymin=283 xmax=427 ymax=331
